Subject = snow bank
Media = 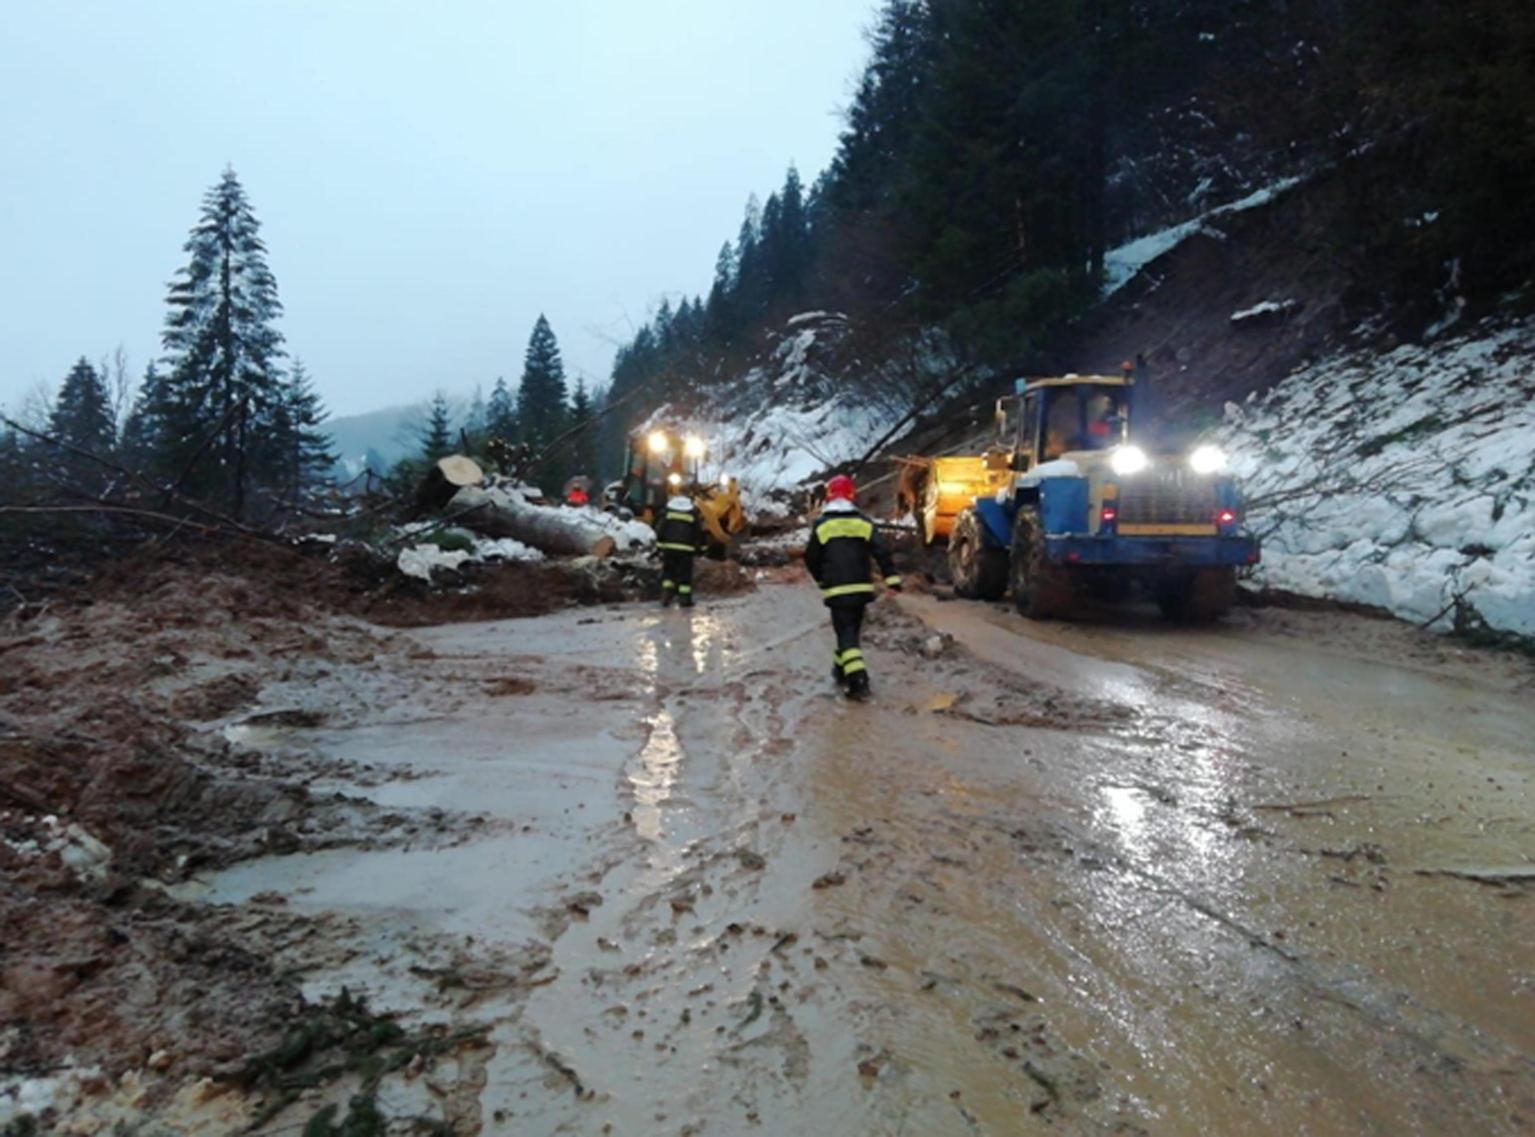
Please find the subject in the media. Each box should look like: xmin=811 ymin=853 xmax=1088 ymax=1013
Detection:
xmin=645 ymin=313 xmax=911 ymax=518
xmin=1216 ymin=318 xmax=1535 ymax=639
xmin=1105 ymin=176 xmax=1304 ymax=295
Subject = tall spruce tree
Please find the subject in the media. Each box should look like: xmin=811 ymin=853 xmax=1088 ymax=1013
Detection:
xmin=485 ymin=376 xmax=516 ymax=441
xmin=517 ymin=315 xmax=568 ymax=489
xmin=120 ymin=362 xmax=167 ymax=470
xmin=156 ymin=166 xmax=287 ymax=518
xmin=567 ymin=378 xmax=596 ymax=477
xmin=264 ymin=358 xmax=335 ymax=500
xmin=419 ymin=391 xmax=454 ymax=461
xmin=49 ymin=357 xmax=116 ymax=455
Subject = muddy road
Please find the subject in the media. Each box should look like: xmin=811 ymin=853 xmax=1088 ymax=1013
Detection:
xmin=166 ymin=576 xmax=1534 ymax=1134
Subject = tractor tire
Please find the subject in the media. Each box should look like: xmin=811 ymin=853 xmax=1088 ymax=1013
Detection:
xmin=1010 ymin=513 xmax=1074 ymax=619
xmin=949 ymin=510 xmax=1008 ymax=600
xmin=1156 ymin=567 xmax=1235 ymax=624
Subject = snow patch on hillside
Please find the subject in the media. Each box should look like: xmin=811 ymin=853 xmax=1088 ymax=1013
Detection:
xmin=1105 ymin=176 xmax=1304 ymax=295
xmin=1216 ymin=319 xmax=1535 ymax=639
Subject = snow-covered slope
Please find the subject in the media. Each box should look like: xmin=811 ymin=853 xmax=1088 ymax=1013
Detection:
xmin=1217 ymin=319 xmax=1535 ymax=640
xmin=650 ymin=313 xmax=915 ymax=519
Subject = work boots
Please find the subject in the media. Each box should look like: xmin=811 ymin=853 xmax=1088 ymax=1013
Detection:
xmin=660 ymin=589 xmax=675 ymax=608
xmin=679 ymin=593 xmax=695 ymax=609
xmin=844 ymin=671 xmax=871 ymax=701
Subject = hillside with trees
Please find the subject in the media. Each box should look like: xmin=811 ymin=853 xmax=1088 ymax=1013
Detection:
xmin=599 ymin=0 xmax=1535 ymax=457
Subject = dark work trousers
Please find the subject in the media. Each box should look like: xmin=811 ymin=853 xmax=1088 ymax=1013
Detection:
xmin=661 ymin=550 xmax=695 ymax=602
xmin=829 ymin=597 xmax=869 ymax=679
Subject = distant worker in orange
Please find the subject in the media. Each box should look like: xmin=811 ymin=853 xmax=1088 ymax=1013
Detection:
xmin=803 ymin=474 xmax=901 ymax=700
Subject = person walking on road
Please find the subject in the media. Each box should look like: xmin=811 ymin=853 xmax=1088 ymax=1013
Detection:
xmin=804 ymin=474 xmax=901 ymax=699
xmin=656 ymin=492 xmax=706 ymax=608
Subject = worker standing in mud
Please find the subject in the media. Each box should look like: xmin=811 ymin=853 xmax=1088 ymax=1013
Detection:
xmin=655 ymin=488 xmax=706 ymax=608
xmin=804 ymin=474 xmax=901 ymax=699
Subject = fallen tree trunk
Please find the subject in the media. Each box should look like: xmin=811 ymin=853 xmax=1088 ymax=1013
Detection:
xmin=415 ymin=455 xmax=486 ymax=514
xmin=449 ymin=486 xmax=618 ymax=558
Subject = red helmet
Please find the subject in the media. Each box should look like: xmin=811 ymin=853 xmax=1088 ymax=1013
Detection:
xmin=826 ymin=474 xmax=856 ymax=502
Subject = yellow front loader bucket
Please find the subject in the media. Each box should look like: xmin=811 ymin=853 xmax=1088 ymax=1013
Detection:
xmin=903 ymin=455 xmax=1012 ymax=545
xmin=695 ymin=480 xmax=747 ymax=558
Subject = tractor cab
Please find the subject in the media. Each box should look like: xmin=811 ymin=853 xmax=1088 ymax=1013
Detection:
xmin=996 ymin=373 xmax=1134 ymax=470
xmin=616 ymin=425 xmax=748 ymax=559
xmin=619 ymin=426 xmax=707 ymax=522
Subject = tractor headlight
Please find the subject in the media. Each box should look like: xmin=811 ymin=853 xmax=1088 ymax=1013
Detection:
xmin=647 ymin=430 xmax=669 ymax=454
xmin=667 ymin=472 xmax=683 ymax=487
xmin=1109 ymin=445 xmax=1150 ymax=476
xmin=684 ymin=435 xmax=706 ymax=459
xmin=718 ymin=473 xmax=732 ymax=490
xmin=1188 ymin=445 xmax=1227 ymax=474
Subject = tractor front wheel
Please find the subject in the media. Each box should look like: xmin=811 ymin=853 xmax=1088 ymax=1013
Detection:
xmin=1010 ymin=513 xmax=1074 ymax=619
xmin=949 ymin=510 xmax=1008 ymax=600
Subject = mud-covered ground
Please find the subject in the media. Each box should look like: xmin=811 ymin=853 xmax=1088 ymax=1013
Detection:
xmin=3 ymin=546 xmax=1532 ymax=1135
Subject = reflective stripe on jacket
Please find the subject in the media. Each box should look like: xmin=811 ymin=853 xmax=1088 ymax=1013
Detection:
xmin=656 ymin=504 xmax=704 ymax=554
xmin=803 ymin=502 xmax=899 ymax=602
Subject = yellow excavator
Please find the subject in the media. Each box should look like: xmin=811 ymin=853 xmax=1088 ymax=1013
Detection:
xmin=612 ymin=425 xmax=747 ymax=559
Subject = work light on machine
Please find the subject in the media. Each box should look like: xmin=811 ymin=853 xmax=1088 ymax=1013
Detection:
xmin=684 ymin=435 xmax=706 ymax=459
xmin=1189 ymin=445 xmax=1228 ymax=475
xmin=1109 ymin=445 xmax=1150 ymax=476
xmin=667 ymin=472 xmax=683 ymax=487
xmin=718 ymin=473 xmax=733 ymax=490
xmin=647 ymin=430 xmax=670 ymax=454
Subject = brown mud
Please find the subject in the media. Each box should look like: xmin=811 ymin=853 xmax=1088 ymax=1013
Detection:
xmin=3 ymin=547 xmax=1531 ymax=1134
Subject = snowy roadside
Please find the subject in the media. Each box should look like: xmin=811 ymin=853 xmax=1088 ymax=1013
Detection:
xmin=1215 ymin=318 xmax=1535 ymax=641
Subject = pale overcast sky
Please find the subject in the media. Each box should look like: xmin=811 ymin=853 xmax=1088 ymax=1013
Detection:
xmin=0 ymin=0 xmax=878 ymax=418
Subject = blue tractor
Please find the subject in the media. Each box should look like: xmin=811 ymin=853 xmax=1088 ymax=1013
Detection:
xmin=945 ymin=374 xmax=1260 ymax=622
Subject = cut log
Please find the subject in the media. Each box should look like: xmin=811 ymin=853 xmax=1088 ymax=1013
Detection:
xmin=450 ymin=486 xmax=618 ymax=559
xmin=415 ymin=455 xmax=485 ymax=514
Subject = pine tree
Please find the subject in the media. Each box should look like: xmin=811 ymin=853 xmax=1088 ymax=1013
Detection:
xmin=49 ymin=357 xmax=116 ymax=455
xmin=120 ymin=362 xmax=167 ymax=470
xmin=567 ymin=378 xmax=596 ymax=478
xmin=156 ymin=166 xmax=288 ymax=518
xmin=419 ymin=390 xmax=454 ymax=462
xmin=485 ymin=376 xmax=516 ymax=442
xmin=262 ymin=358 xmax=334 ymax=502
xmin=464 ymin=383 xmax=487 ymax=446
xmin=517 ymin=315 xmax=569 ymax=489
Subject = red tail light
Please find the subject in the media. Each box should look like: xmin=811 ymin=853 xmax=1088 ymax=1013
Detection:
xmin=1101 ymin=506 xmax=1117 ymax=524
xmin=1216 ymin=508 xmax=1238 ymax=526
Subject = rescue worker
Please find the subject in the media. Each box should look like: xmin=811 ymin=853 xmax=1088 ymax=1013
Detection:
xmin=803 ymin=474 xmax=901 ymax=700
xmin=655 ymin=488 xmax=705 ymax=608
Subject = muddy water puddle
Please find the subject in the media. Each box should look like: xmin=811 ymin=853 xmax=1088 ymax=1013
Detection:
xmin=175 ymin=583 xmax=1534 ymax=1135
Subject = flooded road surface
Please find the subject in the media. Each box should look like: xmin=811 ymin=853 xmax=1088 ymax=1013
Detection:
xmin=189 ymin=580 xmax=1535 ymax=1135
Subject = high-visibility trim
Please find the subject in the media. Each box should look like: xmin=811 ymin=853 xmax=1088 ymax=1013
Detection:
xmin=842 ymin=658 xmax=868 ymax=675
xmin=822 ymin=582 xmax=875 ymax=599
xmin=838 ymin=648 xmax=864 ymax=664
xmin=815 ymin=517 xmax=874 ymax=542
xmin=678 ymin=585 xmax=693 ymax=594
xmin=884 ymin=575 xmax=902 ymax=587
xmin=665 ymin=512 xmax=696 ymax=523
xmin=1117 ymin=523 xmax=1218 ymax=536
xmin=661 ymin=580 xmax=676 ymax=590
xmin=658 ymin=542 xmax=696 ymax=552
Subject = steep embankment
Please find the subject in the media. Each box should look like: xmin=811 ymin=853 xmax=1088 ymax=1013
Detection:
xmin=1215 ymin=319 xmax=1535 ymax=641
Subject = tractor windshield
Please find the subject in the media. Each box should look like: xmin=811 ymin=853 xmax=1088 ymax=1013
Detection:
xmin=1042 ymin=385 xmax=1129 ymax=458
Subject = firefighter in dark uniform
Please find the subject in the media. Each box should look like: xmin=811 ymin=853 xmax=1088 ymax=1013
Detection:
xmin=655 ymin=488 xmax=706 ymax=608
xmin=803 ymin=474 xmax=901 ymax=699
